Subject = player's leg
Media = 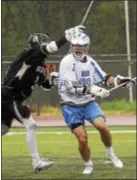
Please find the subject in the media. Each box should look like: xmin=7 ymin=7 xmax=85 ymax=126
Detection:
xmin=73 ymin=125 xmax=90 ymax=161
xmin=1 ymin=124 xmax=10 ymax=136
xmin=92 ymin=117 xmax=123 ymax=168
xmin=73 ymin=125 xmax=93 ymax=174
xmin=1 ymin=100 xmax=13 ymax=136
xmin=13 ymin=101 xmax=53 ymax=172
xmin=85 ymin=102 xmax=123 ymax=168
xmin=61 ymin=105 xmax=93 ymax=174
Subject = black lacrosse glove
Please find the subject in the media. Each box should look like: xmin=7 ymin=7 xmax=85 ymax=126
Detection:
xmin=114 ymin=75 xmax=133 ymax=88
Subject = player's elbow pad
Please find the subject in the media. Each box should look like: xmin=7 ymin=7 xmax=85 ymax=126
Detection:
xmin=46 ymin=41 xmax=58 ymax=53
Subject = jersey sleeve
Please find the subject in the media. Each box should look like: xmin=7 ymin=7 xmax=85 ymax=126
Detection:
xmin=90 ymin=58 xmax=107 ymax=84
xmin=40 ymin=37 xmax=67 ymax=54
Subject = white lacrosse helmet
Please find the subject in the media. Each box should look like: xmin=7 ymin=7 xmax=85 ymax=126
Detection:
xmin=70 ymin=32 xmax=90 ymax=61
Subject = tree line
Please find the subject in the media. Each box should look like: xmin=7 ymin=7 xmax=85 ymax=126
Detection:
xmin=2 ymin=0 xmax=136 ymax=58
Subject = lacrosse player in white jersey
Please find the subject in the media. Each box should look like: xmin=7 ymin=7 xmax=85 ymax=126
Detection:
xmin=58 ymin=32 xmax=133 ymax=175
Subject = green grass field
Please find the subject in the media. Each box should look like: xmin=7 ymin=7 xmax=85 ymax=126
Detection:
xmin=2 ymin=126 xmax=136 ymax=179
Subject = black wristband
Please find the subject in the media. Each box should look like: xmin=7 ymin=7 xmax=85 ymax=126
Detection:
xmin=82 ymin=86 xmax=87 ymax=94
xmin=56 ymin=37 xmax=67 ymax=49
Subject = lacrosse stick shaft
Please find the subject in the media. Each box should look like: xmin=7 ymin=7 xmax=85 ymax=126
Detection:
xmin=94 ymin=77 xmax=136 ymax=101
xmin=67 ymin=0 xmax=94 ymax=54
xmin=109 ymin=77 xmax=136 ymax=92
xmin=80 ymin=0 xmax=94 ymax=25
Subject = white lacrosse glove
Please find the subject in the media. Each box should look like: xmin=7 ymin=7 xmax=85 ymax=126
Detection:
xmin=49 ymin=72 xmax=59 ymax=86
xmin=90 ymin=85 xmax=110 ymax=99
xmin=114 ymin=75 xmax=133 ymax=88
xmin=65 ymin=25 xmax=86 ymax=42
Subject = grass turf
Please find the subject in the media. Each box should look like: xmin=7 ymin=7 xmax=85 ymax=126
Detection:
xmin=2 ymin=126 xmax=136 ymax=179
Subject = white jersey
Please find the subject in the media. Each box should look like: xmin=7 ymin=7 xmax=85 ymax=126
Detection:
xmin=58 ymin=54 xmax=107 ymax=106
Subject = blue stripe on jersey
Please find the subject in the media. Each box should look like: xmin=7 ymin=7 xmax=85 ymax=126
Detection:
xmin=91 ymin=61 xmax=104 ymax=80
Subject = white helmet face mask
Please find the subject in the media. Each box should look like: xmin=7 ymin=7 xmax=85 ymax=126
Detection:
xmin=71 ymin=33 xmax=90 ymax=61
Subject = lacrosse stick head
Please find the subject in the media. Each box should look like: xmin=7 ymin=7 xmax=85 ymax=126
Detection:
xmin=28 ymin=33 xmax=50 ymax=48
xmin=70 ymin=32 xmax=90 ymax=61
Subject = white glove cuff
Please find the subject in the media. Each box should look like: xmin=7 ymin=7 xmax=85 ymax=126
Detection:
xmin=91 ymin=85 xmax=102 ymax=94
xmin=49 ymin=72 xmax=59 ymax=85
xmin=114 ymin=75 xmax=124 ymax=87
xmin=114 ymin=77 xmax=118 ymax=87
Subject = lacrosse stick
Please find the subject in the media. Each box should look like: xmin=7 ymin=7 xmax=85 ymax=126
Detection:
xmin=80 ymin=0 xmax=94 ymax=25
xmin=94 ymin=77 xmax=136 ymax=101
xmin=67 ymin=0 xmax=94 ymax=54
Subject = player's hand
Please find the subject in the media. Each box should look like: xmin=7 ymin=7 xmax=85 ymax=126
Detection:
xmin=87 ymin=85 xmax=110 ymax=99
xmin=114 ymin=75 xmax=133 ymax=88
xmin=74 ymin=25 xmax=86 ymax=33
xmin=65 ymin=25 xmax=86 ymax=42
xmin=50 ymin=72 xmax=59 ymax=86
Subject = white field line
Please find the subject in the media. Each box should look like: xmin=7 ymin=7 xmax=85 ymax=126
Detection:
xmin=6 ymin=130 xmax=136 ymax=136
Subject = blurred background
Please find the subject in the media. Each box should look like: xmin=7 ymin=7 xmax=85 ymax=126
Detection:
xmin=1 ymin=0 xmax=136 ymax=113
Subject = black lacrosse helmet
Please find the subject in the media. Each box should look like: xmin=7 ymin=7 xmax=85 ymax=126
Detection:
xmin=28 ymin=33 xmax=50 ymax=48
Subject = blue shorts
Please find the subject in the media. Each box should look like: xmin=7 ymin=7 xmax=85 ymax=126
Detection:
xmin=61 ymin=102 xmax=106 ymax=130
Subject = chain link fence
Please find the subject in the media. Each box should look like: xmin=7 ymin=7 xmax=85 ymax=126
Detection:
xmin=2 ymin=54 xmax=136 ymax=115
xmin=2 ymin=1 xmax=136 ymax=114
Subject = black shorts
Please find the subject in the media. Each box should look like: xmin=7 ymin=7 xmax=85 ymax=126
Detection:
xmin=1 ymin=99 xmax=31 ymax=128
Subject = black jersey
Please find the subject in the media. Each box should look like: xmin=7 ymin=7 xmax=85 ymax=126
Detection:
xmin=2 ymin=36 xmax=67 ymax=102
xmin=2 ymin=46 xmax=50 ymax=101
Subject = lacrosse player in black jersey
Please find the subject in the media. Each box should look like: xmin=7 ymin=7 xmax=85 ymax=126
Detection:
xmin=1 ymin=25 xmax=85 ymax=172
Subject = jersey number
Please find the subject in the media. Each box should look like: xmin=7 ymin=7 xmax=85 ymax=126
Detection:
xmin=80 ymin=78 xmax=91 ymax=86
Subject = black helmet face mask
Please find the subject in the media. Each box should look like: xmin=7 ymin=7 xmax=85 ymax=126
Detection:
xmin=28 ymin=33 xmax=50 ymax=48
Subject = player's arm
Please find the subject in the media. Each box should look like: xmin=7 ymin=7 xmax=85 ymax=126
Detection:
xmin=40 ymin=79 xmax=52 ymax=91
xmin=40 ymin=72 xmax=59 ymax=91
xmin=40 ymin=37 xmax=67 ymax=54
xmin=62 ymin=76 xmax=88 ymax=94
xmin=59 ymin=59 xmax=88 ymax=94
xmin=98 ymin=73 xmax=133 ymax=88
xmin=85 ymin=73 xmax=133 ymax=99
xmin=40 ymin=25 xmax=85 ymax=54
xmin=90 ymin=58 xmax=109 ymax=86
xmin=59 ymin=67 xmax=109 ymax=99
xmin=106 ymin=75 xmax=133 ymax=87
xmin=90 ymin=58 xmax=132 ymax=87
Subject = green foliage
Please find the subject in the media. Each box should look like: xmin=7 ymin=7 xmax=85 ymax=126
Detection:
xmin=2 ymin=1 xmax=136 ymax=58
xmin=100 ymin=99 xmax=136 ymax=114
